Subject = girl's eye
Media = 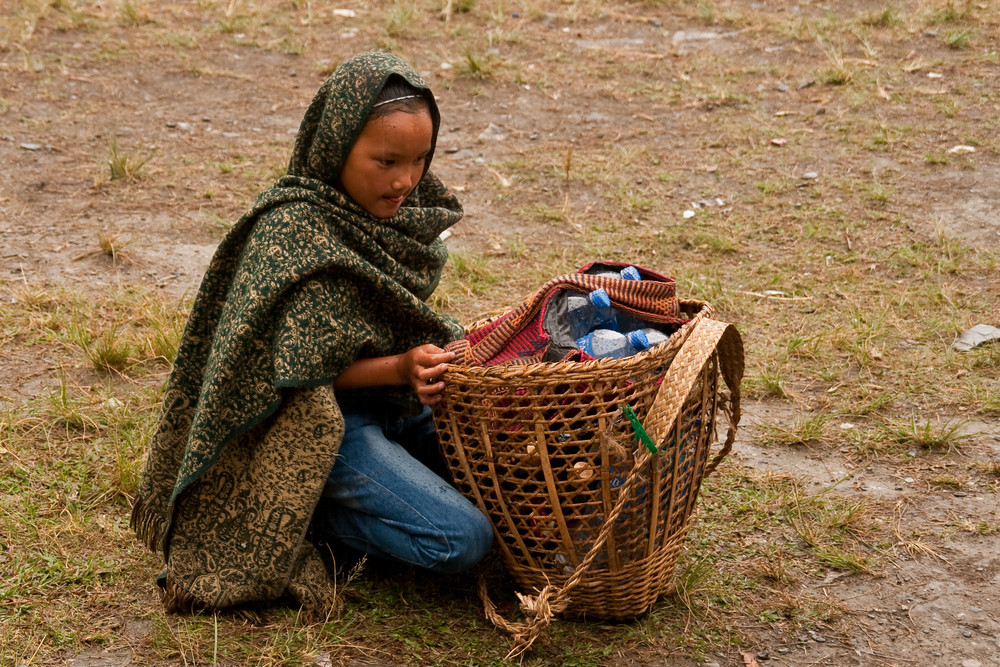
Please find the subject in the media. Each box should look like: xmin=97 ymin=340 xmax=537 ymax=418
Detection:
xmin=379 ymin=159 xmax=394 ymax=167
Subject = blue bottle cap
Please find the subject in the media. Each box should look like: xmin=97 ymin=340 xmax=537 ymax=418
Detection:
xmin=620 ymin=266 xmax=641 ymax=281
xmin=627 ymin=329 xmax=650 ymax=350
xmin=589 ymin=288 xmax=611 ymax=309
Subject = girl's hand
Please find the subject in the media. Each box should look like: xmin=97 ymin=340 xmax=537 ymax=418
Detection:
xmin=397 ymin=344 xmax=456 ymax=406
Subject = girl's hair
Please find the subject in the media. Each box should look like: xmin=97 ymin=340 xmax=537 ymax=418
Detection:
xmin=368 ymin=75 xmax=432 ymax=121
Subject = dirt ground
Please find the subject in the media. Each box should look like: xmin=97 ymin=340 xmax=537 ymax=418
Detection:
xmin=2 ymin=1 xmax=999 ymax=665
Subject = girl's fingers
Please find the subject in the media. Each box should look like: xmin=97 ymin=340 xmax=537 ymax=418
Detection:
xmin=418 ymin=362 xmax=450 ymax=384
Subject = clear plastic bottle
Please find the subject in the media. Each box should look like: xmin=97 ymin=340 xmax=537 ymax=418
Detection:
xmin=575 ymin=329 xmax=638 ymax=359
xmin=591 ymin=265 xmax=642 ymax=281
xmin=566 ymin=288 xmax=618 ymax=339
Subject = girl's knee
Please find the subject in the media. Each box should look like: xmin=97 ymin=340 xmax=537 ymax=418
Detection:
xmin=431 ymin=509 xmax=494 ymax=573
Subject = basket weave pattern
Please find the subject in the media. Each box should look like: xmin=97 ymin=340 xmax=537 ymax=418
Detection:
xmin=435 ymin=302 xmax=735 ymax=621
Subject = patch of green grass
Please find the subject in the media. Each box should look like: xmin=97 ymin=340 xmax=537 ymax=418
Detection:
xmin=943 ymin=30 xmax=971 ymax=49
xmin=757 ymin=412 xmax=831 ymax=447
xmin=442 ymin=250 xmax=499 ymax=298
xmin=385 ymin=1 xmax=415 ymax=37
xmin=878 ymin=414 xmax=972 ymax=453
xmin=686 ymin=233 xmax=737 ymax=254
xmin=863 ymin=178 xmax=892 ymax=205
xmin=119 ymin=0 xmax=152 ymax=26
xmin=818 ymin=43 xmax=854 ymax=86
xmin=961 ymin=380 xmax=1000 ymax=413
xmin=927 ymin=0 xmax=971 ymax=24
xmin=165 ymin=31 xmax=196 ymax=48
xmin=107 ymin=135 xmax=150 ymax=182
xmin=697 ymin=1 xmax=717 ymax=24
xmin=278 ymin=36 xmax=304 ymax=55
xmin=861 ymin=7 xmax=902 ymax=27
xmin=459 ymin=48 xmax=496 ymax=79
xmin=80 ymin=324 xmax=137 ymax=372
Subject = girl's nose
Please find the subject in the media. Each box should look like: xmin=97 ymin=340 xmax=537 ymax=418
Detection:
xmin=392 ymin=170 xmax=413 ymax=191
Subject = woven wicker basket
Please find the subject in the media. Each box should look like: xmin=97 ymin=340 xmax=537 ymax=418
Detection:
xmin=434 ymin=300 xmax=743 ymax=629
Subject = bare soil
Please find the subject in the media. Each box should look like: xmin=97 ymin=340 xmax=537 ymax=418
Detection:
xmin=2 ymin=1 xmax=999 ymax=666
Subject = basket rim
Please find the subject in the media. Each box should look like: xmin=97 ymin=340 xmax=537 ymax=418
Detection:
xmin=443 ymin=299 xmax=714 ymax=380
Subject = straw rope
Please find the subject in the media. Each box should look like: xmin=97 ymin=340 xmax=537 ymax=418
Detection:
xmin=472 ymin=315 xmax=743 ymax=659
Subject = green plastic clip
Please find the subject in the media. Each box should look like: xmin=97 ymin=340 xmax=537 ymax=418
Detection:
xmin=622 ymin=404 xmax=658 ymax=454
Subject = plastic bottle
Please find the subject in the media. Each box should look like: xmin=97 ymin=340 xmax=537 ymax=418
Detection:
xmin=591 ymin=265 xmax=642 ymax=281
xmin=624 ymin=328 xmax=670 ymax=353
xmin=575 ymin=329 xmax=639 ymax=359
xmin=566 ymin=288 xmax=618 ymax=339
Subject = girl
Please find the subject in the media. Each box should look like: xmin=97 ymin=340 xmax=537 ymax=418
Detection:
xmin=131 ymin=52 xmax=493 ymax=614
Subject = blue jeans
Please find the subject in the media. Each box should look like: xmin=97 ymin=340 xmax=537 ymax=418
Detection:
xmin=311 ymin=397 xmax=493 ymax=574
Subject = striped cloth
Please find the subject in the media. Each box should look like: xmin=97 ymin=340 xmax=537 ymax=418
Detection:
xmin=448 ymin=262 xmax=684 ymax=367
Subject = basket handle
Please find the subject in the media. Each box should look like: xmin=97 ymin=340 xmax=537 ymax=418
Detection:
xmin=642 ymin=316 xmax=744 ymax=476
xmin=478 ymin=316 xmax=743 ymax=659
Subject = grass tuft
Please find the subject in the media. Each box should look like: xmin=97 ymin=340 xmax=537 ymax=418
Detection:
xmin=385 ymin=1 xmax=415 ymax=37
xmin=460 ymin=48 xmax=496 ymax=79
xmin=757 ymin=412 xmax=831 ymax=447
xmin=107 ymin=135 xmax=150 ymax=182
xmin=879 ymin=415 xmax=972 ymax=453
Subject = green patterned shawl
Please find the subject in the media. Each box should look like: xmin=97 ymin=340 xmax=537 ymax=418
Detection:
xmin=131 ymin=52 xmax=464 ymax=613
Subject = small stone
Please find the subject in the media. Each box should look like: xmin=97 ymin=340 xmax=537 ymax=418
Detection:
xmin=444 ymin=147 xmax=460 ymax=154
xmin=756 ymin=651 xmax=770 ymax=661
xmin=777 ymin=648 xmax=789 ymax=654
xmin=802 ymin=171 xmax=819 ymax=179
xmin=19 ymin=143 xmax=42 ymax=151
xmin=904 ymin=477 xmax=914 ymax=483
xmin=962 ymin=660 xmax=982 ymax=667
xmin=963 ymin=630 xmax=973 ymax=638
xmin=166 ymin=121 xmax=178 ymax=128
xmin=810 ymin=633 xmax=826 ymax=643
xmin=971 ymin=607 xmax=983 ymax=613
xmin=529 ymin=133 xmax=540 ymax=140
xmin=477 ymin=122 xmax=506 ymax=141
xmin=797 ymin=79 xmax=816 ymax=90
xmin=954 ymin=491 xmax=968 ymax=497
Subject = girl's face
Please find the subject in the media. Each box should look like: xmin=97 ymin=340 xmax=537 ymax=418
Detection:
xmin=340 ymin=107 xmax=434 ymax=219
